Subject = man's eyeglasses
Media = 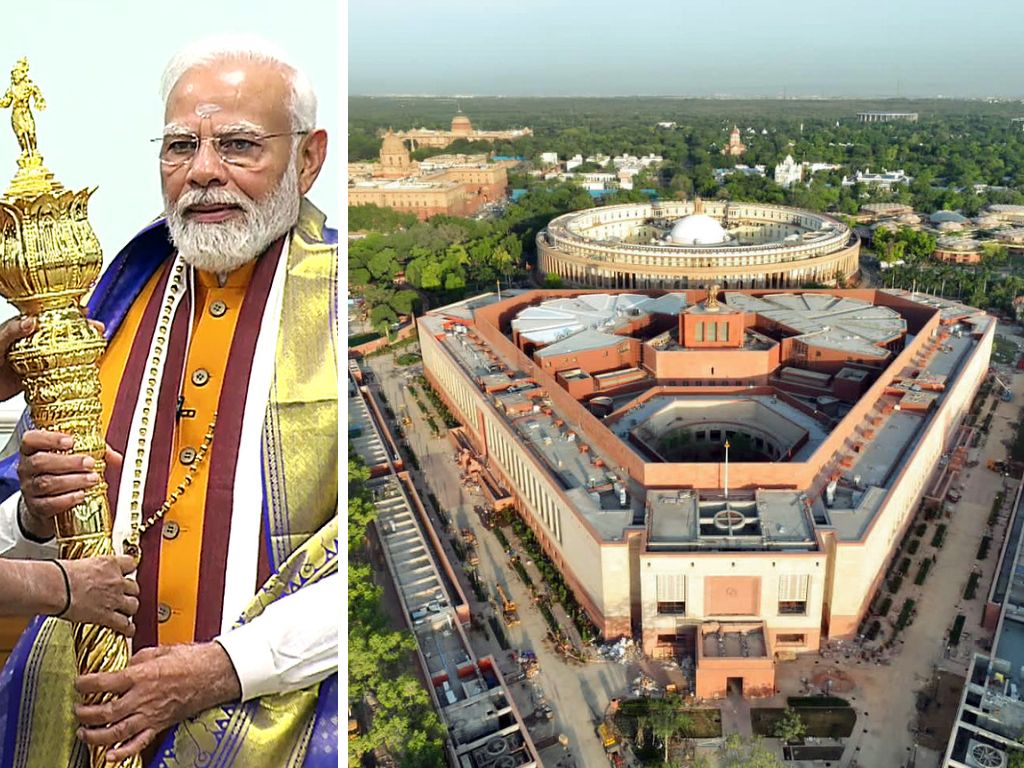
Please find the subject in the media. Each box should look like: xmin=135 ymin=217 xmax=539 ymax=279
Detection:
xmin=152 ymin=131 xmax=309 ymax=168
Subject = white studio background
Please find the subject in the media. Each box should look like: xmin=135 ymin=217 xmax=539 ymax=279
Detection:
xmin=0 ymin=0 xmax=340 ymax=423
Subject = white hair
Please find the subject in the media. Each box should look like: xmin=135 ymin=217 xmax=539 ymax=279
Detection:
xmin=160 ymin=34 xmax=317 ymax=131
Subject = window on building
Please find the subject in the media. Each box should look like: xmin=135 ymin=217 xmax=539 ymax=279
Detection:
xmin=778 ymin=574 xmax=810 ymax=616
xmin=777 ymin=633 xmax=805 ymax=644
xmin=707 ymin=322 xmax=717 ymax=342
xmin=720 ymin=322 xmax=729 ymax=342
xmin=695 ymin=322 xmax=704 ymax=342
xmin=656 ymin=574 xmax=685 ymax=616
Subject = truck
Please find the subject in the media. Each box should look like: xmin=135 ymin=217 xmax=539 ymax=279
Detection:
xmin=598 ymin=721 xmax=621 ymax=753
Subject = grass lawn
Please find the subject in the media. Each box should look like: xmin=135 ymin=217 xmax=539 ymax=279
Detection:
xmin=751 ymin=707 xmax=857 ymax=738
xmin=616 ymin=699 xmax=722 ymax=739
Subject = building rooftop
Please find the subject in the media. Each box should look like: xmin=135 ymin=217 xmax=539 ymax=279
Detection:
xmin=350 ymin=177 xmax=462 ymax=191
xmin=723 ymin=292 xmax=905 ymax=359
xmin=424 ymin=288 xmax=992 ymax=554
xmin=646 ymin=489 xmax=817 ymax=550
xmin=534 ymin=328 xmax=623 ymax=358
xmin=512 ymin=293 xmax=687 ymax=346
xmin=348 ymin=379 xmax=390 ymax=469
xmin=703 ymin=626 xmax=768 ymax=658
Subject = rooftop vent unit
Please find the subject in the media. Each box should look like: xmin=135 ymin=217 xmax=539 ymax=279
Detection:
xmin=966 ymin=740 xmax=1006 ymax=768
xmin=471 ymin=735 xmax=524 ymax=768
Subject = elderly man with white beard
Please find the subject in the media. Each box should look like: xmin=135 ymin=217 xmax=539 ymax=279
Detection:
xmin=0 ymin=37 xmax=338 ymax=768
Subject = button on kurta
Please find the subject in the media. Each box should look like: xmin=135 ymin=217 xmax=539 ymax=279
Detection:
xmin=157 ymin=603 xmax=172 ymax=623
xmin=162 ymin=521 xmax=180 ymax=540
xmin=209 ymin=300 xmax=228 ymax=317
xmin=191 ymin=368 xmax=210 ymax=386
xmin=179 ymin=447 xmax=197 ymax=465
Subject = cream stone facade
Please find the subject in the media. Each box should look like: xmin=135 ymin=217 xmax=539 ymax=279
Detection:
xmin=348 ymin=132 xmax=508 ymax=221
xmin=537 ymin=200 xmax=860 ymax=290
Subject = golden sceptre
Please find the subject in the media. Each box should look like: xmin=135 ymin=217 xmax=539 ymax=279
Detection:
xmin=0 ymin=59 xmax=138 ymax=768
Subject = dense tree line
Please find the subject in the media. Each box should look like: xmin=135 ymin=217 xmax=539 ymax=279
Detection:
xmin=873 ymin=226 xmax=1023 ymax=312
xmin=350 ymin=97 xmax=1024 ymax=216
xmin=349 ymin=182 xmax=593 ymax=329
xmin=348 ymin=456 xmax=446 ymax=767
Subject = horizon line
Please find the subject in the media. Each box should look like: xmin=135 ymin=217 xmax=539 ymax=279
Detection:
xmin=350 ymin=92 xmax=1024 ymax=102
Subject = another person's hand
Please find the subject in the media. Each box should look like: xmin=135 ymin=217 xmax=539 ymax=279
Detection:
xmin=17 ymin=431 xmax=122 ymax=541
xmin=58 ymin=556 xmax=139 ymax=636
xmin=0 ymin=316 xmax=36 ymax=401
xmin=75 ymin=642 xmax=242 ymax=761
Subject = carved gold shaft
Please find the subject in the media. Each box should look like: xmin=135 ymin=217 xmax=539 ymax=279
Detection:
xmin=7 ymin=308 xmax=138 ymax=768
xmin=0 ymin=59 xmax=139 ymax=768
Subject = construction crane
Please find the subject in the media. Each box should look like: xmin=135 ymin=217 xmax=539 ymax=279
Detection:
xmin=496 ymin=584 xmax=520 ymax=626
xmin=993 ymin=374 xmax=1014 ymax=402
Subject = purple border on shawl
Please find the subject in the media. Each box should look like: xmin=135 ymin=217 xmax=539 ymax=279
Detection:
xmin=302 ymin=672 xmax=338 ymax=768
xmin=0 ymin=616 xmax=46 ymax=768
xmin=260 ymin=458 xmax=274 ymax=578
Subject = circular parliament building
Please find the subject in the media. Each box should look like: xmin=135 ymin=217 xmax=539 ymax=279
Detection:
xmin=537 ymin=200 xmax=860 ymax=290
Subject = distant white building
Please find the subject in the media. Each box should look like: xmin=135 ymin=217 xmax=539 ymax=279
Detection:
xmin=585 ymin=154 xmax=611 ymax=168
xmin=540 ymin=151 xmax=559 ymax=166
xmin=842 ymin=168 xmax=912 ymax=188
xmin=804 ymin=162 xmax=842 ymax=175
xmin=560 ymin=171 xmax=616 ymax=191
xmin=612 ymin=153 xmax=663 ymax=169
xmin=657 ymin=121 xmax=677 ymax=129
xmin=565 ymin=154 xmax=583 ymax=171
xmin=774 ymin=155 xmax=803 ymax=188
xmin=714 ymin=165 xmax=766 ymax=182
xmin=580 ymin=172 xmax=615 ymax=187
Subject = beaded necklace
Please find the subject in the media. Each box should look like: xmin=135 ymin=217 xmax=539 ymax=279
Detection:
xmin=121 ymin=262 xmax=217 ymax=559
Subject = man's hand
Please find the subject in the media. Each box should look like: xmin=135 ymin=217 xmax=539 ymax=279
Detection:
xmin=0 ymin=316 xmax=35 ymax=401
xmin=17 ymin=432 xmax=122 ymax=541
xmin=75 ymin=642 xmax=242 ymax=762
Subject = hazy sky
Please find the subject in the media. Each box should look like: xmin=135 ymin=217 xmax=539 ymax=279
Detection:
xmin=349 ymin=0 xmax=1024 ymax=99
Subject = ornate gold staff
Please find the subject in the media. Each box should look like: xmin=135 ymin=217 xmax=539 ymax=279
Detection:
xmin=0 ymin=59 xmax=138 ymax=768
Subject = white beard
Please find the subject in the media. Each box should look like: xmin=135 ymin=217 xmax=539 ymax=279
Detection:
xmin=164 ymin=160 xmax=300 ymax=274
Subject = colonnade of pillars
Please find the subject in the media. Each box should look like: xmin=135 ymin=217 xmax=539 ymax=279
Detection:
xmin=541 ymin=252 xmax=857 ymax=291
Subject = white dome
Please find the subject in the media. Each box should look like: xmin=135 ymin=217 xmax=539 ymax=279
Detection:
xmin=667 ymin=214 xmax=729 ymax=245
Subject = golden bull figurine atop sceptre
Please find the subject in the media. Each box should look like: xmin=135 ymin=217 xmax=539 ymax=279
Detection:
xmin=0 ymin=59 xmax=138 ymax=768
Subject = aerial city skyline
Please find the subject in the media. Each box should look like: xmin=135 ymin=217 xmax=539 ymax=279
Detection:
xmin=347 ymin=4 xmax=1024 ymax=767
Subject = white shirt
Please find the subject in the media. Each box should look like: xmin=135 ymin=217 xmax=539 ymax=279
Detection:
xmin=0 ymin=490 xmax=337 ymax=701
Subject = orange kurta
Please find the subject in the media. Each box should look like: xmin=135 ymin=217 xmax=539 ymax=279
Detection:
xmin=99 ymin=260 xmax=257 ymax=644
